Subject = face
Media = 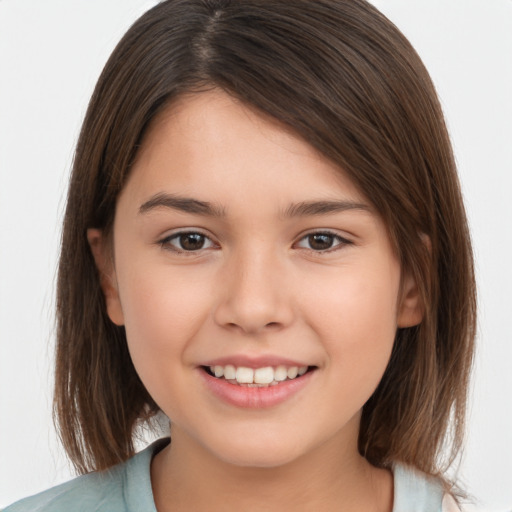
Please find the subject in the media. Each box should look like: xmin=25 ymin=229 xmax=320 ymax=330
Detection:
xmin=90 ymin=90 xmax=422 ymax=469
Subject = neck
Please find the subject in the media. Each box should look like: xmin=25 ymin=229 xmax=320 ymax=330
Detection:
xmin=151 ymin=420 xmax=393 ymax=512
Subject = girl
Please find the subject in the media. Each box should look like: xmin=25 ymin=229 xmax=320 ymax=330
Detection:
xmin=5 ymin=0 xmax=476 ymax=510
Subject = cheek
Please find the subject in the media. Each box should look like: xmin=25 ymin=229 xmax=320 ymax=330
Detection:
xmin=302 ymin=259 xmax=400 ymax=387
xmin=304 ymin=256 xmax=400 ymax=328
xmin=115 ymin=260 xmax=214 ymax=375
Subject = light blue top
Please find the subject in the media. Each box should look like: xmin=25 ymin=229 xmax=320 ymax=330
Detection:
xmin=4 ymin=438 xmax=445 ymax=511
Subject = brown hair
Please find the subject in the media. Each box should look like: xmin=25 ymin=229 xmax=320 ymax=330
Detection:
xmin=55 ymin=0 xmax=476 ymax=489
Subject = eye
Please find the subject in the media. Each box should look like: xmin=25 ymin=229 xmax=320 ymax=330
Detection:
xmin=160 ymin=231 xmax=216 ymax=252
xmin=295 ymin=232 xmax=350 ymax=252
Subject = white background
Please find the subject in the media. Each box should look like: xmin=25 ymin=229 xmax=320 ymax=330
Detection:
xmin=0 ymin=0 xmax=511 ymax=510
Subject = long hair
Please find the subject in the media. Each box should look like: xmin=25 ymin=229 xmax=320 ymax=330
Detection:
xmin=55 ymin=0 xmax=476 ymax=487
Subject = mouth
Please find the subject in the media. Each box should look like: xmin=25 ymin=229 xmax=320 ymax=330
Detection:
xmin=201 ymin=364 xmax=316 ymax=387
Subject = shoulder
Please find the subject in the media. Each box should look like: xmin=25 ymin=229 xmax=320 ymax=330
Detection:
xmin=392 ymin=463 xmax=462 ymax=512
xmin=3 ymin=469 xmax=125 ymax=512
xmin=3 ymin=439 xmax=168 ymax=512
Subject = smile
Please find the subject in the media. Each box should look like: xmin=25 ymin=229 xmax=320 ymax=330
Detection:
xmin=205 ymin=365 xmax=310 ymax=387
xmin=200 ymin=363 xmax=317 ymax=408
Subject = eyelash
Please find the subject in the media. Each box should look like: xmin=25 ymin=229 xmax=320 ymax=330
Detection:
xmin=295 ymin=231 xmax=352 ymax=253
xmin=158 ymin=230 xmax=352 ymax=255
xmin=158 ymin=231 xmax=217 ymax=254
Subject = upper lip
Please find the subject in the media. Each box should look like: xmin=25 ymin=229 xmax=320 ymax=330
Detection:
xmin=200 ymin=355 xmax=312 ymax=369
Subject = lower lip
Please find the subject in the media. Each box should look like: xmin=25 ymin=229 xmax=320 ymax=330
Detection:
xmin=199 ymin=368 xmax=315 ymax=408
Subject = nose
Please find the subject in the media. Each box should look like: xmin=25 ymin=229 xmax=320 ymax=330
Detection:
xmin=213 ymin=247 xmax=294 ymax=335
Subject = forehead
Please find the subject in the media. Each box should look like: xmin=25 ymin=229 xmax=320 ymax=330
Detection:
xmin=121 ymin=89 xmax=368 ymax=211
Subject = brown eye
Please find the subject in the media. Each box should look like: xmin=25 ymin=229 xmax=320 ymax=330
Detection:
xmin=308 ymin=234 xmax=335 ymax=250
xmin=162 ymin=232 xmax=215 ymax=252
xmin=296 ymin=232 xmax=350 ymax=252
xmin=179 ymin=233 xmax=206 ymax=250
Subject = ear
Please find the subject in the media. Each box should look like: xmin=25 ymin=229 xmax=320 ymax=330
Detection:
xmin=87 ymin=228 xmax=125 ymax=326
xmin=397 ymin=234 xmax=430 ymax=328
xmin=396 ymin=270 xmax=424 ymax=328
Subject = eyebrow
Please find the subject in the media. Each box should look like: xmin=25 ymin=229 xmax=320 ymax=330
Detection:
xmin=283 ymin=199 xmax=371 ymax=217
xmin=139 ymin=193 xmax=370 ymax=218
xmin=139 ymin=193 xmax=226 ymax=217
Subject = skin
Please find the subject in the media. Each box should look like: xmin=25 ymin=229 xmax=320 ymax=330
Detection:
xmin=89 ymin=90 xmax=423 ymax=511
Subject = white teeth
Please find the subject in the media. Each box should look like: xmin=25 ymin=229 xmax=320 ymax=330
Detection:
xmin=208 ymin=364 xmax=310 ymax=385
xmin=254 ymin=367 xmax=274 ymax=384
xmin=223 ymin=364 xmax=236 ymax=380
xmin=235 ymin=367 xmax=254 ymax=384
xmin=274 ymin=365 xmax=288 ymax=382
xmin=287 ymin=367 xmax=298 ymax=379
xmin=298 ymin=366 xmax=308 ymax=376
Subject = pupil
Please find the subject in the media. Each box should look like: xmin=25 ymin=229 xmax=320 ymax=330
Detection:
xmin=180 ymin=233 xmax=205 ymax=250
xmin=309 ymin=234 xmax=333 ymax=250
